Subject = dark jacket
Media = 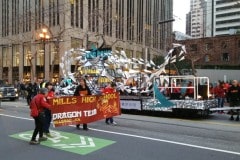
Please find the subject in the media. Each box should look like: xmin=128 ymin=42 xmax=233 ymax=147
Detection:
xmin=227 ymin=85 xmax=240 ymax=102
xmin=74 ymin=85 xmax=91 ymax=96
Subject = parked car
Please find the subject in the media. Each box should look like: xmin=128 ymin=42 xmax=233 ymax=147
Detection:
xmin=0 ymin=86 xmax=19 ymax=101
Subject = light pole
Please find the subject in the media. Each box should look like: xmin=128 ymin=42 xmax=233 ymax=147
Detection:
xmin=39 ymin=28 xmax=50 ymax=79
xmin=158 ymin=18 xmax=175 ymax=96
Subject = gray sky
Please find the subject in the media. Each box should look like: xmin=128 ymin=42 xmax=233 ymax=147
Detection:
xmin=173 ymin=0 xmax=190 ymax=33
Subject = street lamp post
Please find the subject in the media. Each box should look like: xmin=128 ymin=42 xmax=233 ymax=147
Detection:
xmin=39 ymin=28 xmax=50 ymax=79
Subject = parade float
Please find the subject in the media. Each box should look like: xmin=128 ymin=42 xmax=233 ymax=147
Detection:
xmin=57 ymin=43 xmax=218 ymax=118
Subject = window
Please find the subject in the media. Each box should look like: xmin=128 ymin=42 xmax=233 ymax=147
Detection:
xmin=115 ymin=0 xmax=124 ymax=40
xmin=2 ymin=47 xmax=9 ymax=67
xmin=49 ymin=0 xmax=59 ymax=26
xmin=103 ymin=0 xmax=113 ymax=36
xmin=2 ymin=0 xmax=9 ymax=36
xmin=204 ymin=55 xmax=210 ymax=62
xmin=12 ymin=45 xmax=20 ymax=67
xmin=190 ymin=44 xmax=197 ymax=51
xmin=127 ymin=0 xmax=134 ymax=41
xmin=222 ymin=53 xmax=229 ymax=61
xmin=35 ymin=0 xmax=44 ymax=30
xmin=12 ymin=0 xmax=20 ymax=35
xmin=221 ymin=41 xmax=227 ymax=49
xmin=205 ymin=43 xmax=213 ymax=51
xmin=70 ymin=2 xmax=74 ymax=26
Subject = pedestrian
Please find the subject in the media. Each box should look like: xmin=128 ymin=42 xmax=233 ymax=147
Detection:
xmin=29 ymin=88 xmax=51 ymax=145
xmin=102 ymin=82 xmax=117 ymax=125
xmin=32 ymin=82 xmax=39 ymax=97
xmin=43 ymin=82 xmax=55 ymax=137
xmin=19 ymin=81 xmax=26 ymax=99
xmin=184 ymin=81 xmax=194 ymax=98
xmin=26 ymin=83 xmax=34 ymax=105
xmin=74 ymin=77 xmax=91 ymax=130
xmin=227 ymin=80 xmax=240 ymax=121
xmin=214 ymin=81 xmax=225 ymax=113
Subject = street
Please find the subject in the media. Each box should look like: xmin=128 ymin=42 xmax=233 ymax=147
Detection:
xmin=0 ymin=98 xmax=240 ymax=160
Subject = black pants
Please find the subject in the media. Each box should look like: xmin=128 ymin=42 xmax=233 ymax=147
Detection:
xmin=230 ymin=101 xmax=240 ymax=117
xmin=106 ymin=117 xmax=114 ymax=123
xmin=76 ymin=123 xmax=88 ymax=129
xmin=43 ymin=109 xmax=52 ymax=133
xmin=31 ymin=113 xmax=45 ymax=141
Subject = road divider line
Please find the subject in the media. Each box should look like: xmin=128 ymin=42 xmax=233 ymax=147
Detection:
xmin=1 ymin=113 xmax=240 ymax=156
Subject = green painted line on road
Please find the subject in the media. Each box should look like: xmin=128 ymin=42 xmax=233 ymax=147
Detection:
xmin=10 ymin=130 xmax=115 ymax=155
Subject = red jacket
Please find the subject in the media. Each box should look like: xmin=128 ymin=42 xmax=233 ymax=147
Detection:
xmin=47 ymin=90 xmax=55 ymax=99
xmin=214 ymin=86 xmax=225 ymax=98
xmin=102 ymin=87 xmax=115 ymax=94
xmin=33 ymin=94 xmax=51 ymax=112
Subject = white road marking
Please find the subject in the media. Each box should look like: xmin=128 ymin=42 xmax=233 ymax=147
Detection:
xmin=1 ymin=113 xmax=240 ymax=156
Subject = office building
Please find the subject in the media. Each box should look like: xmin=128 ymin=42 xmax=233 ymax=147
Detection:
xmin=0 ymin=0 xmax=173 ymax=83
xmin=187 ymin=0 xmax=206 ymax=38
xmin=206 ymin=0 xmax=240 ymax=36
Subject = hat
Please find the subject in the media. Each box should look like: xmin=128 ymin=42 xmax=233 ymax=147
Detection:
xmin=39 ymin=88 xmax=48 ymax=94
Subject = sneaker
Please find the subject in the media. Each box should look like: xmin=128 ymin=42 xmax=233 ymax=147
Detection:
xmin=230 ymin=116 xmax=234 ymax=121
xmin=105 ymin=121 xmax=110 ymax=125
xmin=39 ymin=137 xmax=48 ymax=141
xmin=29 ymin=140 xmax=40 ymax=145
xmin=83 ymin=127 xmax=89 ymax=131
xmin=45 ymin=133 xmax=53 ymax=138
xmin=111 ymin=121 xmax=117 ymax=126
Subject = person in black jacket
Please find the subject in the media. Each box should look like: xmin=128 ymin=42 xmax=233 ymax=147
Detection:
xmin=74 ymin=77 xmax=91 ymax=130
xmin=26 ymin=83 xmax=34 ymax=105
xmin=227 ymin=80 xmax=240 ymax=121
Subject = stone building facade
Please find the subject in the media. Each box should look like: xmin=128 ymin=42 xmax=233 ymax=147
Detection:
xmin=0 ymin=0 xmax=173 ymax=84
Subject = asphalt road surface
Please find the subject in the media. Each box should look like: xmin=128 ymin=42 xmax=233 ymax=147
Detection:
xmin=0 ymin=98 xmax=240 ymax=160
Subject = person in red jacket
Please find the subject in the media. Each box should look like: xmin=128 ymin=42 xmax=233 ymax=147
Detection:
xmin=29 ymin=88 xmax=52 ymax=145
xmin=185 ymin=81 xmax=194 ymax=98
xmin=214 ymin=81 xmax=225 ymax=113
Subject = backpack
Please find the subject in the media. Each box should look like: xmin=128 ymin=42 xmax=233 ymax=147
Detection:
xmin=29 ymin=97 xmax=39 ymax=117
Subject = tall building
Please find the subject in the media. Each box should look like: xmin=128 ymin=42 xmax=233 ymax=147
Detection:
xmin=188 ymin=0 xmax=206 ymax=38
xmin=206 ymin=0 xmax=240 ymax=37
xmin=186 ymin=12 xmax=192 ymax=36
xmin=0 ymin=0 xmax=173 ymax=83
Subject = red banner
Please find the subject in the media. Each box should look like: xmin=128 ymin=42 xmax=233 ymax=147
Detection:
xmin=49 ymin=93 xmax=121 ymax=127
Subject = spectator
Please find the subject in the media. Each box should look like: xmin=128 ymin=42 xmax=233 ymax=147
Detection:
xmin=185 ymin=81 xmax=194 ymax=98
xmin=214 ymin=81 xmax=225 ymax=113
xmin=227 ymin=80 xmax=240 ymax=121
xmin=26 ymin=83 xmax=34 ymax=105
xmin=20 ymin=81 xmax=26 ymax=99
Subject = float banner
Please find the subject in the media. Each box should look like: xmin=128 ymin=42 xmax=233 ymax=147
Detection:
xmin=49 ymin=93 xmax=121 ymax=127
